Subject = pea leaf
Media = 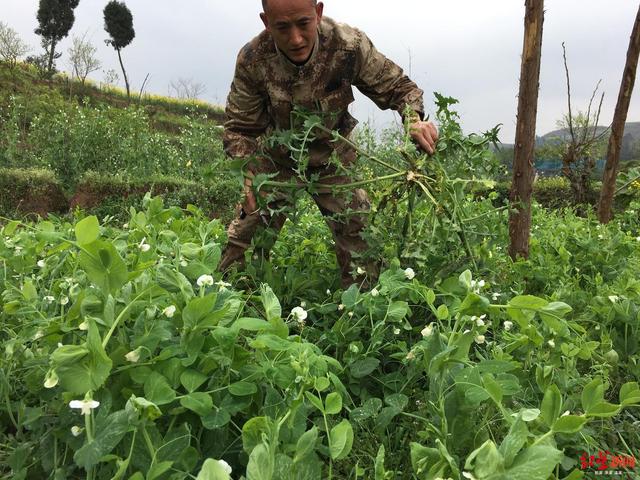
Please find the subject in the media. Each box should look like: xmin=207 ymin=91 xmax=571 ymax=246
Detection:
xmin=195 ymin=458 xmax=231 ymax=480
xmin=144 ymin=372 xmax=176 ymax=406
xmin=324 ymin=392 xmax=342 ymax=415
xmin=180 ymin=393 xmax=213 ymax=416
xmin=552 ymin=415 xmax=588 ymax=434
xmin=329 ymin=420 xmax=354 ymax=460
xmin=75 ymin=215 xmax=100 ymax=246
xmin=294 ymin=427 xmax=318 ymax=463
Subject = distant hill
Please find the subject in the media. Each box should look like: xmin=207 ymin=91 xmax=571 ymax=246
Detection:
xmin=495 ymin=122 xmax=640 ymax=175
xmin=538 ymin=122 xmax=640 ymax=159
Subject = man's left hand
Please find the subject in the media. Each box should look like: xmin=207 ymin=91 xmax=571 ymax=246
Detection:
xmin=409 ymin=121 xmax=439 ymax=155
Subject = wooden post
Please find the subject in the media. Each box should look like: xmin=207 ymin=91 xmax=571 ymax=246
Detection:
xmin=597 ymin=4 xmax=640 ymax=224
xmin=509 ymin=0 xmax=544 ymax=260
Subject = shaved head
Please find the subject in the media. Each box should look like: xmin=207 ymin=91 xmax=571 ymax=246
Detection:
xmin=262 ymin=0 xmax=317 ymax=12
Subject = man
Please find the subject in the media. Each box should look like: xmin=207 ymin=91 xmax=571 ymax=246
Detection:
xmin=219 ymin=0 xmax=438 ymax=287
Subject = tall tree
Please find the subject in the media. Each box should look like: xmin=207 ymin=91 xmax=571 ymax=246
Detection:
xmin=103 ymin=0 xmax=135 ymax=101
xmin=34 ymin=0 xmax=80 ymax=77
xmin=509 ymin=0 xmax=544 ymax=260
xmin=597 ymin=4 xmax=640 ymax=223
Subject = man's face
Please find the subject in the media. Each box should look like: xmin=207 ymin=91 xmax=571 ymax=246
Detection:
xmin=260 ymin=0 xmax=324 ymax=65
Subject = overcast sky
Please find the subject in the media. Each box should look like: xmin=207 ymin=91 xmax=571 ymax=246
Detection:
xmin=4 ymin=1 xmax=639 ymax=142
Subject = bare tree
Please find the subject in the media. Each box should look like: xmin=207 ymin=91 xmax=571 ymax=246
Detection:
xmin=68 ymin=33 xmax=101 ymax=84
xmin=0 ymin=21 xmax=31 ymax=69
xmin=552 ymin=43 xmax=608 ymax=204
xmin=168 ymin=77 xmax=207 ymax=100
xmin=509 ymin=0 xmax=544 ymax=260
xmin=102 ymin=68 xmax=119 ymax=88
xmin=598 ymin=4 xmax=640 ymax=223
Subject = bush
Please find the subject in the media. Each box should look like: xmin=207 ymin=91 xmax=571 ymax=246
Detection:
xmin=70 ymin=171 xmax=239 ymax=223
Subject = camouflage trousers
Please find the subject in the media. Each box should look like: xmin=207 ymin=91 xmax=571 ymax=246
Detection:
xmin=219 ymin=155 xmax=370 ymax=287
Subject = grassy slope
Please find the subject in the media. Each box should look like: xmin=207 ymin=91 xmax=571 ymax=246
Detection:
xmin=0 ymin=62 xmax=225 ymax=134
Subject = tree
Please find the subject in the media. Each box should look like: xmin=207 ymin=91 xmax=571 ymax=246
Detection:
xmin=104 ymin=0 xmax=135 ymax=101
xmin=0 ymin=21 xmax=31 ymax=69
xmin=598 ymin=4 xmax=640 ymax=223
xmin=550 ymin=43 xmax=608 ymax=205
xmin=34 ymin=0 xmax=80 ymax=77
xmin=509 ymin=0 xmax=544 ymax=260
xmin=168 ymin=77 xmax=207 ymax=100
xmin=68 ymin=33 xmax=101 ymax=84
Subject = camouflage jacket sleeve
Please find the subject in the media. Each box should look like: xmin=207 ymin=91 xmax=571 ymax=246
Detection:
xmin=353 ymin=32 xmax=425 ymax=121
xmin=223 ymin=49 xmax=269 ymax=159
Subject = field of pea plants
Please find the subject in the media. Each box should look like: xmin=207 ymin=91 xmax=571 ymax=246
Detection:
xmin=1 ymin=92 xmax=640 ymax=480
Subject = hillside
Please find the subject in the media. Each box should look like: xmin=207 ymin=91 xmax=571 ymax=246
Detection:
xmin=0 ymin=62 xmax=225 ymax=134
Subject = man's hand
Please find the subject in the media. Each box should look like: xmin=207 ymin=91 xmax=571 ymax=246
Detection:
xmin=409 ymin=120 xmax=439 ymax=155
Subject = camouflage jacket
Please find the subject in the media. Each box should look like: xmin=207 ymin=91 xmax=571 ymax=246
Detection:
xmin=224 ymin=16 xmax=424 ymax=166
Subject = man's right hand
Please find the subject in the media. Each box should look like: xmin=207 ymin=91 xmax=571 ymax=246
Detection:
xmin=244 ymin=173 xmax=257 ymax=214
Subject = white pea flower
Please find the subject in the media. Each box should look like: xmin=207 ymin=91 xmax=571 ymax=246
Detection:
xmin=406 ymin=350 xmax=416 ymax=360
xmin=60 ymin=296 xmax=69 ymax=306
xmin=474 ymin=314 xmax=487 ymax=327
xmin=636 ymin=236 xmax=640 ymax=242
xmin=393 ymin=327 xmax=400 ymax=335
xmin=300 ymin=301 xmax=306 ymax=308
xmin=37 ymin=259 xmax=46 ymax=268
xmin=215 ymin=280 xmax=231 ymax=291
xmin=163 ymin=305 xmax=176 ymax=318
xmin=491 ymin=292 xmax=501 ymax=301
xmin=197 ymin=274 xmax=214 ymax=287
xmin=404 ymin=267 xmax=416 ymax=280
xmin=338 ymin=304 xmax=345 ymax=311
xmin=356 ymin=266 xmax=366 ymax=275
xmin=371 ymin=288 xmax=379 ymax=297
xmin=608 ymin=295 xmax=619 ymax=303
xmin=78 ymin=321 xmax=89 ymax=331
xmin=421 ymin=322 xmax=435 ymax=337
xmin=561 ymin=410 xmax=571 ymax=417
xmin=547 ymin=339 xmax=556 ymax=348
xmin=138 ymin=237 xmax=151 ymax=252
xmin=44 ymin=370 xmax=58 ymax=389
xmin=348 ymin=311 xmax=354 ymax=318
xmin=69 ymin=399 xmax=100 ymax=415
xmin=180 ymin=259 xmax=188 ymax=267
xmin=474 ymin=335 xmax=486 ymax=344
xmin=462 ymin=472 xmax=478 ymax=480
xmin=503 ymin=321 xmax=513 ymax=331
xmin=218 ymin=459 xmax=232 ymax=475
xmin=124 ymin=348 xmax=141 ymax=363
xmin=326 ymin=289 xmax=331 ymax=296
xmin=597 ymin=235 xmax=604 ymax=240
xmin=291 ymin=306 xmax=308 ymax=323
xmin=595 ymin=325 xmax=601 ymax=330
xmin=44 ymin=295 xmax=55 ymax=303
xmin=122 ymin=223 xmax=129 ymax=229
xmin=71 ymin=425 xmax=83 ymax=437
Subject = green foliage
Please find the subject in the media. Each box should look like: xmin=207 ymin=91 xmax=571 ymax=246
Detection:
xmin=2 ymin=91 xmax=640 ymax=479
xmin=0 ymin=93 xmax=227 ymax=188
xmin=104 ymin=1 xmax=135 ymax=50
